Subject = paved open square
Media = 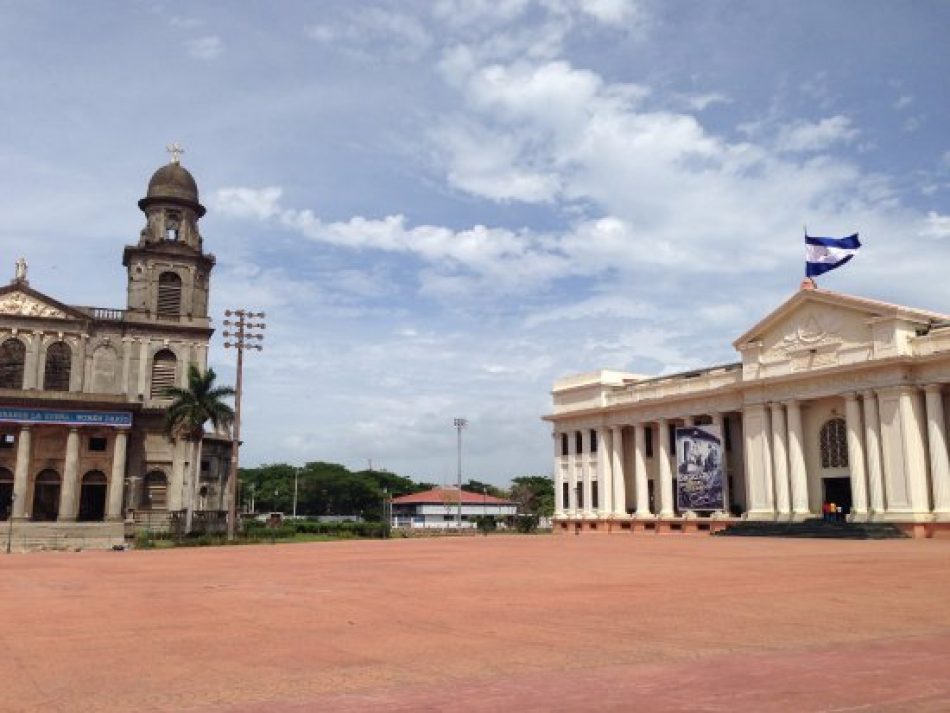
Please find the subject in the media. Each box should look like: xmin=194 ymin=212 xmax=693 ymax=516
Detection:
xmin=2 ymin=535 xmax=950 ymax=712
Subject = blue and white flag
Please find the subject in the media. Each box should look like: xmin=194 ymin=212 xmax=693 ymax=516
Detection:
xmin=805 ymin=233 xmax=861 ymax=277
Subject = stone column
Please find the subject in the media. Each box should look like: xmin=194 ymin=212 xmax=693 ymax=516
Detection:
xmin=11 ymin=426 xmax=31 ymax=520
xmin=877 ymin=385 xmax=931 ymax=516
xmin=137 ymin=338 xmax=150 ymax=398
xmin=23 ymin=332 xmax=40 ymax=389
xmin=196 ymin=342 xmax=209 ymax=371
xmin=770 ymin=402 xmax=791 ymax=517
xmin=598 ymin=427 xmax=613 ymax=517
xmin=924 ymin=385 xmax=950 ymax=518
xmin=712 ymin=412 xmax=729 ymax=514
xmin=633 ymin=423 xmax=652 ymax=517
xmin=58 ymin=428 xmax=81 ymax=521
xmin=581 ymin=430 xmax=593 ymax=517
xmin=610 ymin=426 xmax=626 ymax=516
xmin=786 ymin=400 xmax=810 ymax=517
xmin=567 ymin=431 xmax=578 ymax=516
xmin=742 ymin=404 xmax=774 ymax=519
xmin=844 ymin=393 xmax=869 ymax=518
xmin=862 ymin=390 xmax=886 ymax=515
xmin=553 ymin=432 xmax=564 ymax=519
xmin=657 ymin=418 xmax=674 ymax=517
xmin=107 ymin=430 xmax=128 ymax=520
xmin=70 ymin=335 xmax=86 ymax=392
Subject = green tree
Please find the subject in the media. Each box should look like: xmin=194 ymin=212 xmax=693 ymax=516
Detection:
xmin=509 ymin=475 xmax=554 ymax=517
xmin=461 ymin=479 xmax=505 ymax=498
xmin=164 ymin=365 xmax=235 ymax=533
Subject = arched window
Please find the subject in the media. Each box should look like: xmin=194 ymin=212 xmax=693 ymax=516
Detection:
xmin=43 ymin=341 xmax=72 ymax=391
xmin=150 ymin=349 xmax=177 ymax=399
xmin=145 ymin=470 xmax=168 ymax=510
xmin=78 ymin=471 xmax=108 ymax=522
xmin=819 ymin=418 xmax=848 ymax=468
xmin=157 ymin=272 xmax=182 ymax=318
xmin=0 ymin=338 xmax=25 ymax=389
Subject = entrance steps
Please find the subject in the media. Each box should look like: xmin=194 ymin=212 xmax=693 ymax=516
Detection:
xmin=714 ymin=518 xmax=907 ymax=540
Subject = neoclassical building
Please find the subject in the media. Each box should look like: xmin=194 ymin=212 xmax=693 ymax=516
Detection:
xmin=545 ymin=282 xmax=950 ymax=537
xmin=0 ymin=154 xmax=231 ymax=550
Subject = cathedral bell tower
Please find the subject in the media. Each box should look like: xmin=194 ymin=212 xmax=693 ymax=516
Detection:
xmin=123 ymin=146 xmax=215 ymax=326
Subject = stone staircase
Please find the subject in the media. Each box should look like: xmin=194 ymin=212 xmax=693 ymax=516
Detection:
xmin=714 ymin=518 xmax=907 ymax=540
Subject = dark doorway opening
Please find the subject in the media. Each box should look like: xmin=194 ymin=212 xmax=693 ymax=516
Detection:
xmin=145 ymin=470 xmax=168 ymax=510
xmin=78 ymin=471 xmax=108 ymax=521
xmin=32 ymin=470 xmax=61 ymax=521
xmin=823 ymin=477 xmax=853 ymax=514
xmin=0 ymin=467 xmax=12 ymax=520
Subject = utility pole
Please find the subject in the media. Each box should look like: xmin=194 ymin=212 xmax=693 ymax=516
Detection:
xmin=292 ymin=469 xmax=298 ymax=519
xmin=453 ymin=417 xmax=467 ymax=530
xmin=223 ymin=309 xmax=266 ymax=541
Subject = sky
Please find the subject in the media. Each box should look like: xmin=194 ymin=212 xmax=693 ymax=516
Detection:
xmin=1 ymin=0 xmax=949 ymax=486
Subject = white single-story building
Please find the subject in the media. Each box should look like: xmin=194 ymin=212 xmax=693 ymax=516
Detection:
xmin=391 ymin=487 xmax=517 ymax=529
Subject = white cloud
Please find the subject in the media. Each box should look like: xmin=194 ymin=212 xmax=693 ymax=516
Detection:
xmin=903 ymin=116 xmax=922 ymax=133
xmin=213 ymin=187 xmax=283 ymax=220
xmin=920 ymin=212 xmax=950 ymax=240
xmin=775 ymin=116 xmax=859 ymax=153
xmin=186 ymin=35 xmax=223 ymax=60
xmin=894 ymin=94 xmax=913 ymax=110
xmin=306 ymin=8 xmax=432 ymax=61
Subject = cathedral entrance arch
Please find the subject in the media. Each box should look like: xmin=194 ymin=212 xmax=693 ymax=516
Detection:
xmin=145 ymin=470 xmax=168 ymax=510
xmin=78 ymin=471 xmax=108 ymax=521
xmin=32 ymin=470 xmax=61 ymax=521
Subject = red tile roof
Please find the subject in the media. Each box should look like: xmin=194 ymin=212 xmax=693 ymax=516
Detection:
xmin=391 ymin=487 xmax=511 ymax=505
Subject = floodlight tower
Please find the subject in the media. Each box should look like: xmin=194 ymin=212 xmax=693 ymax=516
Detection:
xmin=222 ymin=309 xmax=266 ymax=541
xmin=453 ymin=417 xmax=468 ymax=529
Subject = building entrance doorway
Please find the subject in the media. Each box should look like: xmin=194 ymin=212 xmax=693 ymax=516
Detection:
xmin=32 ymin=470 xmax=61 ymax=521
xmin=0 ymin=467 xmax=12 ymax=520
xmin=823 ymin=477 xmax=853 ymax=514
xmin=78 ymin=471 xmax=107 ymax=521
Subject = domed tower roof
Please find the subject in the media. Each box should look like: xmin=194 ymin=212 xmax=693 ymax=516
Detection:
xmin=138 ymin=150 xmax=206 ymax=217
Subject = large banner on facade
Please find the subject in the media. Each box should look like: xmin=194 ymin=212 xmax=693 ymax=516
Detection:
xmin=675 ymin=425 xmax=724 ymax=511
xmin=0 ymin=407 xmax=132 ymax=428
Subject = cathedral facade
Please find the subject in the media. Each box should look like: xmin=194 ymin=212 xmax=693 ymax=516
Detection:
xmin=546 ymin=282 xmax=950 ymax=537
xmin=0 ymin=156 xmax=230 ymax=551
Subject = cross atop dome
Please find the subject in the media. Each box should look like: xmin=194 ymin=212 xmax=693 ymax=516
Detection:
xmin=165 ymin=142 xmax=184 ymax=165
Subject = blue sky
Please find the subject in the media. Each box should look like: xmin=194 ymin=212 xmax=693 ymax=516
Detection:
xmin=1 ymin=0 xmax=949 ymax=485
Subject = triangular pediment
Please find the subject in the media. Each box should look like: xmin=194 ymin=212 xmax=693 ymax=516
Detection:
xmin=0 ymin=283 xmax=87 ymax=321
xmin=734 ymin=288 xmax=949 ymax=351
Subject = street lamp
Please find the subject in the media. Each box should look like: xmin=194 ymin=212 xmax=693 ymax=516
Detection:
xmin=223 ymin=309 xmax=266 ymax=541
xmin=453 ymin=417 xmax=467 ymax=530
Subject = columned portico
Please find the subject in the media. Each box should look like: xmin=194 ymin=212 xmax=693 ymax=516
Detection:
xmin=546 ymin=285 xmax=950 ymax=537
xmin=924 ymin=384 xmax=950 ymax=518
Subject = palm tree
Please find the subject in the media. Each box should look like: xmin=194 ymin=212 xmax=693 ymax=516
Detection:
xmin=164 ymin=364 xmax=235 ymax=534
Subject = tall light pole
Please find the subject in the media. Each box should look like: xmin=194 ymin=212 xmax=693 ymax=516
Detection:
xmin=292 ymin=469 xmax=298 ymax=519
xmin=223 ymin=309 xmax=266 ymax=541
xmin=453 ymin=417 xmax=467 ymax=530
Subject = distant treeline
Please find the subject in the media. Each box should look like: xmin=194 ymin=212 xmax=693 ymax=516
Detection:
xmin=238 ymin=462 xmax=553 ymax=521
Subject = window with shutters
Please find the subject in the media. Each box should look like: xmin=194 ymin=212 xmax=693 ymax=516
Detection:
xmin=43 ymin=341 xmax=71 ymax=391
xmin=819 ymin=418 xmax=848 ymax=468
xmin=0 ymin=338 xmax=25 ymax=389
xmin=157 ymin=272 xmax=182 ymax=319
xmin=150 ymin=349 xmax=177 ymax=399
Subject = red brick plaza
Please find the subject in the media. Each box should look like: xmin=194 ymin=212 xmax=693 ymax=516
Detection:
xmin=2 ymin=535 xmax=949 ymax=712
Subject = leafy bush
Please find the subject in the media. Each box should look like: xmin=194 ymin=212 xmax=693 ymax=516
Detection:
xmin=514 ymin=514 xmax=540 ymax=533
xmin=474 ymin=515 xmax=497 ymax=534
